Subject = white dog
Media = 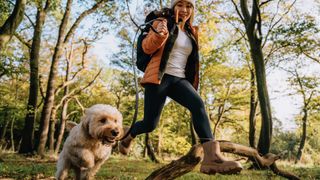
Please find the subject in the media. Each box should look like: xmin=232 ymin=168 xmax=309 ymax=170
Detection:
xmin=56 ymin=104 xmax=123 ymax=180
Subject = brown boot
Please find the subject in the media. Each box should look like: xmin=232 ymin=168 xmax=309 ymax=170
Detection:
xmin=119 ymin=128 xmax=134 ymax=155
xmin=200 ymin=141 xmax=243 ymax=175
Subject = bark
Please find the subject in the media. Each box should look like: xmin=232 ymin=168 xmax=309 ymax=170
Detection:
xmin=10 ymin=117 xmax=15 ymax=151
xmin=212 ymin=105 xmax=224 ymax=137
xmin=54 ymin=100 xmax=69 ymax=154
xmin=250 ymin=36 xmax=272 ymax=155
xmin=145 ymin=133 xmax=159 ymax=163
xmin=237 ymin=0 xmax=272 ymax=155
xmin=19 ymin=0 xmax=51 ymax=154
xmin=249 ymin=68 xmax=258 ymax=148
xmin=0 ymin=0 xmax=26 ymax=49
xmin=48 ymin=107 xmax=57 ymax=153
xmin=147 ymin=141 xmax=300 ymax=180
xmin=37 ymin=0 xmax=73 ymax=156
xmin=296 ymin=109 xmax=307 ymax=162
xmin=146 ymin=144 xmax=202 ymax=180
xmin=0 ymin=111 xmax=9 ymax=141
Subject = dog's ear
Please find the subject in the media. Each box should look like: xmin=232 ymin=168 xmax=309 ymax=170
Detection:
xmin=66 ymin=121 xmax=78 ymax=131
xmin=81 ymin=113 xmax=90 ymax=132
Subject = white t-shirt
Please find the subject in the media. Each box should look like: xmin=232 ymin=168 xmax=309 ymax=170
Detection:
xmin=164 ymin=26 xmax=192 ymax=78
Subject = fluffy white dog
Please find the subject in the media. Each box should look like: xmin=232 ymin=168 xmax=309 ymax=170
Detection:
xmin=56 ymin=104 xmax=123 ymax=180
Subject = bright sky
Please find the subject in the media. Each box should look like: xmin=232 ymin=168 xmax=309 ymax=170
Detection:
xmin=91 ymin=0 xmax=320 ymax=131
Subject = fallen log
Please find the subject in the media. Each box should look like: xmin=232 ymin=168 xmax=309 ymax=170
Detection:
xmin=146 ymin=141 xmax=300 ymax=180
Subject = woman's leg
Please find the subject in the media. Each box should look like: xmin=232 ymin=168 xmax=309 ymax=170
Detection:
xmin=120 ymin=75 xmax=173 ymax=155
xmin=167 ymin=79 xmax=213 ymax=143
xmin=168 ymin=79 xmax=242 ymax=175
xmin=130 ymin=83 xmax=168 ymax=136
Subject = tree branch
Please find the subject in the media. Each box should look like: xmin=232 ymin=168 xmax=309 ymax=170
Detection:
xmin=231 ymin=0 xmax=246 ymax=24
xmin=74 ymin=96 xmax=85 ymax=114
xmin=253 ymin=0 xmax=262 ymax=40
xmin=262 ymin=0 xmax=297 ymax=48
xmin=239 ymin=0 xmax=251 ymax=23
xmin=7 ymin=0 xmax=34 ymax=27
xmin=55 ymin=39 xmax=89 ymax=96
xmin=14 ymin=33 xmax=31 ymax=48
xmin=57 ymin=68 xmax=102 ymax=108
xmin=37 ymin=75 xmax=45 ymax=109
xmin=63 ymin=0 xmax=108 ymax=44
xmin=302 ymin=51 xmax=320 ymax=64
xmin=66 ymin=110 xmax=78 ymax=120
xmin=259 ymin=0 xmax=274 ymax=7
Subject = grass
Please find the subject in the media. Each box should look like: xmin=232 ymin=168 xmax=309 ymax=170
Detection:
xmin=0 ymin=153 xmax=319 ymax=180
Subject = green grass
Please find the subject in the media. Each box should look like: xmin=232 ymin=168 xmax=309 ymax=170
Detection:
xmin=0 ymin=153 xmax=319 ymax=180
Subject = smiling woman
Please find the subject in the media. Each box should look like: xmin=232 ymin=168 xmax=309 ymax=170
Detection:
xmin=118 ymin=0 xmax=243 ymax=176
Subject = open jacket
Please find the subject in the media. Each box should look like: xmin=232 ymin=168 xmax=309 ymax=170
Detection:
xmin=140 ymin=17 xmax=200 ymax=90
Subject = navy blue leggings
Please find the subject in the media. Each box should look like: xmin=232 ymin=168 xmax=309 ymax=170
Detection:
xmin=130 ymin=74 xmax=213 ymax=143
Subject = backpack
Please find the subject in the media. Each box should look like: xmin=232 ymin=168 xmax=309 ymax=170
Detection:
xmin=136 ymin=8 xmax=173 ymax=72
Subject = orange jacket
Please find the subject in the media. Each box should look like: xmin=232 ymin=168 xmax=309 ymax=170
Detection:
xmin=140 ymin=18 xmax=200 ymax=90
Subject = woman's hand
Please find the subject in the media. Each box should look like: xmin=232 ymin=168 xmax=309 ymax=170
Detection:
xmin=156 ymin=19 xmax=168 ymax=36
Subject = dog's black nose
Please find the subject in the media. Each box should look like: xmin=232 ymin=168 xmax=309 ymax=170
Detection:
xmin=111 ymin=130 xmax=119 ymax=137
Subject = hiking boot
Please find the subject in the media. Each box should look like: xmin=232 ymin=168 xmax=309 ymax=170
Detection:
xmin=119 ymin=127 xmax=134 ymax=155
xmin=200 ymin=140 xmax=243 ymax=175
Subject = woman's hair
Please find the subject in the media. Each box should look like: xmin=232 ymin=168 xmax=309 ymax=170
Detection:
xmin=189 ymin=10 xmax=194 ymax=25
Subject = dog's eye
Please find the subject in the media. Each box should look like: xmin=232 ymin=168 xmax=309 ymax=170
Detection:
xmin=100 ymin=118 xmax=106 ymax=123
xmin=114 ymin=119 xmax=118 ymax=123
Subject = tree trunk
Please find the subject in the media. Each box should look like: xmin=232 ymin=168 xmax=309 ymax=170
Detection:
xmin=37 ymin=0 xmax=107 ymax=156
xmin=238 ymin=0 xmax=273 ymax=155
xmin=37 ymin=0 xmax=73 ymax=156
xmin=251 ymin=42 xmax=272 ymax=155
xmin=249 ymin=68 xmax=258 ymax=148
xmin=54 ymin=43 xmax=72 ymax=154
xmin=48 ymin=107 xmax=57 ymax=153
xmin=147 ymin=141 xmax=300 ymax=180
xmin=0 ymin=111 xmax=9 ymax=141
xmin=10 ymin=117 xmax=15 ymax=151
xmin=54 ymin=100 xmax=69 ymax=154
xmin=296 ymin=109 xmax=307 ymax=162
xmin=0 ymin=0 xmax=26 ymax=49
xmin=145 ymin=133 xmax=159 ymax=163
xmin=213 ymin=105 xmax=224 ymax=138
xmin=19 ymin=0 xmax=50 ymax=153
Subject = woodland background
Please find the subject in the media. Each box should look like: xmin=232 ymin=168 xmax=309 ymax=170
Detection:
xmin=0 ymin=0 xmax=319 ymax=179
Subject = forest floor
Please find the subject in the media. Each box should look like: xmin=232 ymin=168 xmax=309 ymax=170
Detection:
xmin=0 ymin=152 xmax=319 ymax=180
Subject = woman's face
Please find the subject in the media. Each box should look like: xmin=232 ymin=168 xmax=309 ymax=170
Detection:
xmin=174 ymin=1 xmax=193 ymax=23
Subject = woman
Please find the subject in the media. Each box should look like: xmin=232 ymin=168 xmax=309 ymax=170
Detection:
xmin=120 ymin=0 xmax=242 ymax=175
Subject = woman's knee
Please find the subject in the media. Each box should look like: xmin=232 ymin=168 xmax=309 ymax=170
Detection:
xmin=141 ymin=118 xmax=158 ymax=133
xmin=189 ymin=96 xmax=205 ymax=111
xmin=144 ymin=123 xmax=157 ymax=133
